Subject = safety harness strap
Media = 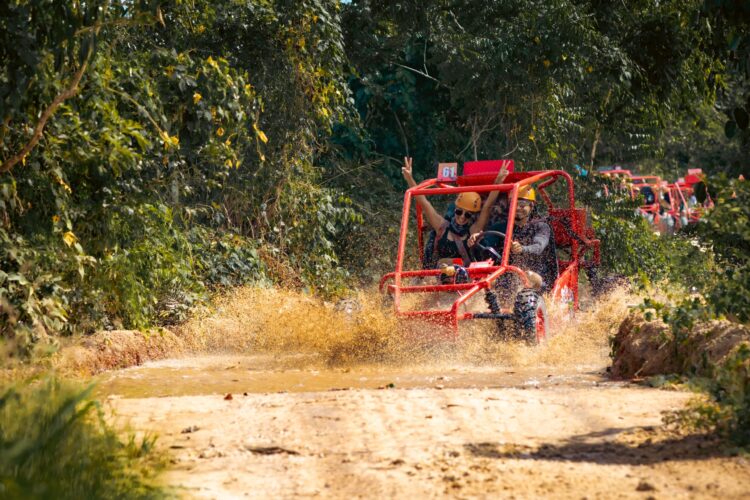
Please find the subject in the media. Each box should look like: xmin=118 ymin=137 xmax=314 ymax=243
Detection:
xmin=433 ymin=220 xmax=471 ymax=267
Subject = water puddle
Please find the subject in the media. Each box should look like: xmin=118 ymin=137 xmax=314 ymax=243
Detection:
xmin=97 ymin=286 xmax=637 ymax=398
xmin=96 ymin=355 xmax=612 ymax=398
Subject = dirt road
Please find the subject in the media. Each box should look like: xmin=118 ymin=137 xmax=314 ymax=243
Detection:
xmin=106 ymin=356 xmax=749 ymax=499
xmin=100 ymin=288 xmax=749 ymax=498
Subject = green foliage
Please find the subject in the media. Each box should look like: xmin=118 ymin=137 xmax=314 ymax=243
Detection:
xmin=324 ymin=157 xmax=405 ymax=284
xmin=637 ymin=178 xmax=750 ymax=447
xmin=81 ymin=203 xmax=206 ymax=329
xmin=189 ymin=227 xmax=264 ymax=289
xmin=665 ymin=343 xmax=750 ymax=447
xmin=638 ymin=101 xmax=744 ymax=180
xmin=0 ymin=377 xmax=169 ymax=499
xmin=700 ymin=0 xmax=750 ymax=168
xmin=0 ymin=228 xmax=70 ymax=356
xmin=594 ymin=213 xmax=685 ymax=282
xmin=711 ymin=343 xmax=750 ymax=445
xmin=341 ymin=0 xmax=717 ymax=176
xmin=270 ymin=177 xmax=362 ymax=295
xmin=643 ymin=178 xmax=750 ymax=329
xmin=1 ymin=0 xmax=358 ymax=352
xmin=695 ymin=177 xmax=750 ymax=322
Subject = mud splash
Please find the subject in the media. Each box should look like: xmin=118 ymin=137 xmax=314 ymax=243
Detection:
xmin=97 ymin=286 xmax=640 ymax=398
xmin=176 ymin=285 xmax=637 ymax=368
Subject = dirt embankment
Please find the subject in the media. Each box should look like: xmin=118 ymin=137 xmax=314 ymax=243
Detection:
xmin=53 ymin=329 xmax=186 ymax=375
xmin=611 ymin=313 xmax=750 ymax=378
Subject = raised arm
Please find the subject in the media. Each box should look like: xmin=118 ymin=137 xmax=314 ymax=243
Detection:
xmin=402 ymin=156 xmax=445 ymax=231
xmin=470 ymin=164 xmax=510 ymax=234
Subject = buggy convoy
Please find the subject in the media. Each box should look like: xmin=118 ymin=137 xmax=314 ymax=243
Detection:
xmin=598 ymin=167 xmax=713 ymax=230
xmin=379 ymin=160 xmax=600 ymax=343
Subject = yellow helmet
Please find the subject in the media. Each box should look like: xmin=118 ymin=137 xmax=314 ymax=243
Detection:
xmin=518 ymin=186 xmax=537 ymax=202
xmin=455 ymin=192 xmax=481 ymax=212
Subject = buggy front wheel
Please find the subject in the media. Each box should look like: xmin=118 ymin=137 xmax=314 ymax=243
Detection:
xmin=513 ymin=289 xmax=548 ymax=344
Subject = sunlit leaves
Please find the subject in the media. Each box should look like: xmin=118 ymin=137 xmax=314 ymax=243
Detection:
xmin=1 ymin=0 xmax=358 ymax=346
xmin=62 ymin=231 xmax=77 ymax=247
xmin=253 ymin=123 xmax=268 ymax=143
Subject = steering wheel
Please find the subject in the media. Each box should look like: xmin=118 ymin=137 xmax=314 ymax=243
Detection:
xmin=472 ymin=230 xmax=505 ymax=265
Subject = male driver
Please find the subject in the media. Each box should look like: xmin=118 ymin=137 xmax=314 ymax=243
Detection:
xmin=470 ymin=186 xmax=556 ymax=292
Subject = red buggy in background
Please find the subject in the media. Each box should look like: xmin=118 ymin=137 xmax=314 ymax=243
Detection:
xmin=379 ymin=160 xmax=600 ymax=343
xmin=599 ymin=167 xmax=633 ymax=197
xmin=629 ymin=175 xmax=664 ymax=225
xmin=675 ymin=169 xmax=713 ymax=223
xmin=661 ymin=169 xmax=713 ymax=229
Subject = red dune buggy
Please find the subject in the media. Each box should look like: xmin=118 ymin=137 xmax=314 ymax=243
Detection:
xmin=379 ymin=160 xmax=600 ymax=343
xmin=629 ymin=175 xmax=664 ymax=225
xmin=675 ymin=169 xmax=713 ymax=223
xmin=598 ymin=167 xmax=633 ymax=197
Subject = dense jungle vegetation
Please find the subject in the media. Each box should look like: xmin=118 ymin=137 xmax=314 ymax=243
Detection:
xmin=1 ymin=0 xmax=750 ymax=494
xmin=0 ymin=0 xmax=748 ymax=351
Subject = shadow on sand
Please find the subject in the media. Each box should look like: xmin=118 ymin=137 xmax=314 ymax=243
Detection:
xmin=464 ymin=426 xmax=730 ymax=465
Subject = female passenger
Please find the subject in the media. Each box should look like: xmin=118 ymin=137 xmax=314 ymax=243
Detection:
xmin=401 ymin=156 xmax=508 ymax=268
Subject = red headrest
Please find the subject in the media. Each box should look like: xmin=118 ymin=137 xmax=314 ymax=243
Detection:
xmin=463 ymin=159 xmax=514 ymax=177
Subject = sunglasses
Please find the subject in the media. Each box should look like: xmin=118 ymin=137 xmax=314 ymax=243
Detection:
xmin=454 ymin=208 xmax=477 ymax=218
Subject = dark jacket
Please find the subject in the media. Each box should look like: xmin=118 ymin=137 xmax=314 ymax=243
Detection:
xmin=478 ymin=217 xmax=557 ymax=291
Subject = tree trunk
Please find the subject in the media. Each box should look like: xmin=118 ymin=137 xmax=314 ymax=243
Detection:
xmin=589 ymin=125 xmax=601 ymax=170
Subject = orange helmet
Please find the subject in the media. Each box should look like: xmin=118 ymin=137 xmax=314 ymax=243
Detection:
xmin=518 ymin=186 xmax=537 ymax=202
xmin=455 ymin=192 xmax=481 ymax=212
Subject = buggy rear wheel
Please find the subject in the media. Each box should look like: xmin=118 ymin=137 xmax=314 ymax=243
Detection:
xmin=513 ymin=288 xmax=548 ymax=344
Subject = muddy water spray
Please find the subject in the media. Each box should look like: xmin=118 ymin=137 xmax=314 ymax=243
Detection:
xmin=99 ymin=286 xmax=639 ymax=397
xmin=178 ymin=285 xmax=638 ymax=368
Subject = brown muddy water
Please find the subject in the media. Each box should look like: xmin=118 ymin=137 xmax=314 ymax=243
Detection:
xmin=96 ymin=286 xmax=638 ymax=399
xmin=96 ymin=354 xmax=615 ymax=398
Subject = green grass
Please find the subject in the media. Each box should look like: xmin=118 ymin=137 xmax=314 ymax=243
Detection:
xmin=0 ymin=376 xmax=170 ymax=499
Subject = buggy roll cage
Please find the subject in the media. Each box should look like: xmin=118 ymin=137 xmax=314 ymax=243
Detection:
xmin=628 ymin=175 xmax=664 ymax=218
xmin=599 ymin=168 xmax=633 ymax=196
xmin=379 ymin=168 xmax=600 ymax=336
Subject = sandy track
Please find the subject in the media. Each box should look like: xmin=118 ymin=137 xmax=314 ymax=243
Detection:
xmin=111 ymin=385 xmax=750 ymax=499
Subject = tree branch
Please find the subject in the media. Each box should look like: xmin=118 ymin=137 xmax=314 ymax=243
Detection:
xmin=392 ymin=109 xmax=410 ymax=157
xmin=73 ymin=13 xmax=154 ymax=37
xmin=393 ymin=63 xmax=442 ymax=84
xmin=0 ymin=0 xmax=117 ymax=174
xmin=0 ymin=59 xmax=90 ymax=174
